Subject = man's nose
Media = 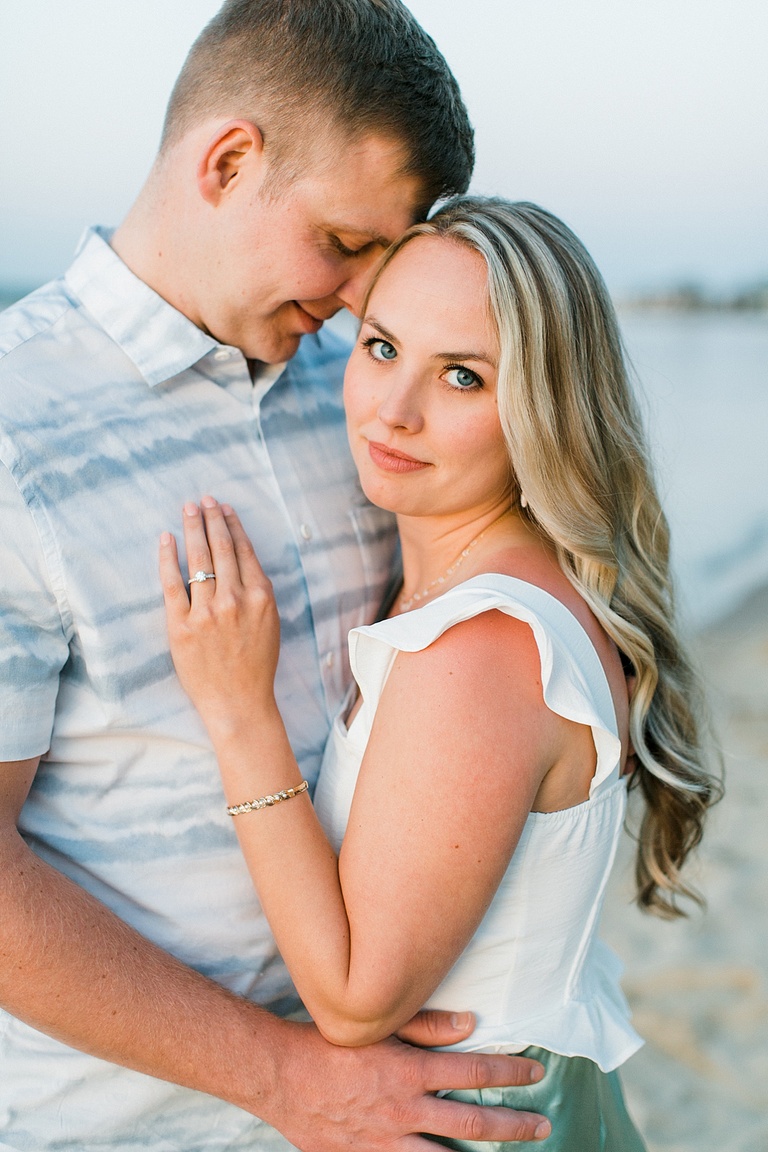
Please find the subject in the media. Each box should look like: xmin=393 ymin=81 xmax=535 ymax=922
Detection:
xmin=335 ymin=250 xmax=385 ymax=317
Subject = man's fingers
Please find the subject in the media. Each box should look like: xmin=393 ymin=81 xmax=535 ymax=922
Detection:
xmin=159 ymin=533 xmax=189 ymax=623
xmin=412 ymin=1049 xmax=550 ymax=1142
xmin=418 ymin=1049 xmax=545 ymax=1092
xmin=419 ymin=1096 xmax=551 ymax=1144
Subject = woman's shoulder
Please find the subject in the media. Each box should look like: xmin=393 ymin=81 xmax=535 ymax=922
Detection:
xmin=360 ymin=553 xmax=593 ymax=658
xmin=390 ymin=589 xmax=547 ymax=693
xmin=351 ymin=559 xmax=628 ymax=754
xmin=465 ymin=551 xmax=629 ymax=738
xmin=470 ymin=547 xmax=600 ymax=639
xmin=350 ymin=567 xmax=625 ymax=800
xmin=352 ymin=566 xmax=596 ymax=694
xmin=479 ymin=567 xmax=630 ymax=775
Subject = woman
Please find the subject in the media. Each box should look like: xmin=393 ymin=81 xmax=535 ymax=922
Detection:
xmin=160 ymin=198 xmax=718 ymax=1148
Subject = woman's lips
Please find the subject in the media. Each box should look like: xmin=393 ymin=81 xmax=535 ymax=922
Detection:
xmin=367 ymin=441 xmax=430 ymax=473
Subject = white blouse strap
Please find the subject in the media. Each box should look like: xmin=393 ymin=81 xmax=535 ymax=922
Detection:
xmin=349 ymin=574 xmax=623 ymax=797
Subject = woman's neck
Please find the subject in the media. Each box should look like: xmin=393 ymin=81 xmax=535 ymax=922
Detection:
xmin=395 ymin=502 xmax=523 ymax=613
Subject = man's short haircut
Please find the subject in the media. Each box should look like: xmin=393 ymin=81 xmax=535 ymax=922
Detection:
xmin=161 ymin=0 xmax=474 ymax=209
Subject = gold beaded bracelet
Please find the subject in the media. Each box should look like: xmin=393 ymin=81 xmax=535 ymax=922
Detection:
xmin=226 ymin=780 xmax=309 ymax=817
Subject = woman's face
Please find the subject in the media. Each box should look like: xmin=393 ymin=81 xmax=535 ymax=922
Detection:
xmin=344 ymin=236 xmax=510 ymax=521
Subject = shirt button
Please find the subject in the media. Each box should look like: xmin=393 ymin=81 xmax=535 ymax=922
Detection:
xmin=299 ymin=523 xmax=312 ymax=541
xmin=325 ymin=652 xmax=335 ymax=669
xmin=214 ymin=349 xmax=231 ymax=361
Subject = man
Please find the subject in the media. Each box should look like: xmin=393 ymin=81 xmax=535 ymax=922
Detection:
xmin=0 ymin=2 xmax=550 ymax=1148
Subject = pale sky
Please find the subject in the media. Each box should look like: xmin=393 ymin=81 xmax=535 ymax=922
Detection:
xmin=2 ymin=0 xmax=766 ymax=292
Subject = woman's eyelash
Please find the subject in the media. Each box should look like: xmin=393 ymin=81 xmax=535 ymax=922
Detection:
xmin=360 ymin=340 xmax=483 ymax=388
xmin=443 ymin=363 xmax=484 ymax=390
xmin=361 ymin=335 xmax=394 ymax=356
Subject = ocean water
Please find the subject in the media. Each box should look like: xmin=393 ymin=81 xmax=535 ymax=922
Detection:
xmin=619 ymin=310 xmax=768 ymax=629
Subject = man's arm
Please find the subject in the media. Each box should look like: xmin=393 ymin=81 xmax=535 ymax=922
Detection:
xmin=0 ymin=759 xmax=550 ymax=1148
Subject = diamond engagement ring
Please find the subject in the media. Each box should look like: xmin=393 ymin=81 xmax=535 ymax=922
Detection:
xmin=188 ymin=570 xmax=216 ymax=585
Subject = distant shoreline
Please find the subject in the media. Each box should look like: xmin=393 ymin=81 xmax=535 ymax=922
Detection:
xmin=617 ymin=285 xmax=768 ymax=313
xmin=3 ymin=282 xmax=768 ymax=316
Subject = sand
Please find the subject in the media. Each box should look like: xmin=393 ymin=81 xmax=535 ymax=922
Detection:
xmin=602 ymin=584 xmax=768 ymax=1151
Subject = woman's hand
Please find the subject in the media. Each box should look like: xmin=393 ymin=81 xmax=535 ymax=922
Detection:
xmin=159 ymin=497 xmax=281 ymax=739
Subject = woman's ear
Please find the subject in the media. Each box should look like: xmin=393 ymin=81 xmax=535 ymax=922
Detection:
xmin=196 ymin=119 xmax=266 ymax=205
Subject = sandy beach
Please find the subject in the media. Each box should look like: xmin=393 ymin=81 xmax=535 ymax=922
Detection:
xmin=602 ymin=584 xmax=768 ymax=1151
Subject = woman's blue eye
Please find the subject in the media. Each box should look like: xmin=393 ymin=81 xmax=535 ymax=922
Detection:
xmin=368 ymin=339 xmax=397 ymax=361
xmin=445 ymin=366 xmax=480 ymax=389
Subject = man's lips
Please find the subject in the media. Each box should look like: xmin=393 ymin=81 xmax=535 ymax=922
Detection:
xmin=367 ymin=441 xmax=430 ymax=473
xmin=293 ymin=302 xmax=324 ymax=334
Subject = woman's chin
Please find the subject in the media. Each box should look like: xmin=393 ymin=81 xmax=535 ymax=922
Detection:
xmin=354 ymin=473 xmax=402 ymax=514
xmin=358 ymin=486 xmax=405 ymax=515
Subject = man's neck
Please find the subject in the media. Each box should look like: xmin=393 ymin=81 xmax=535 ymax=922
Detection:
xmin=111 ymin=169 xmax=204 ymax=332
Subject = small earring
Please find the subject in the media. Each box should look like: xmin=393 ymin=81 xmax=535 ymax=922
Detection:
xmin=519 ymin=492 xmax=528 ymax=509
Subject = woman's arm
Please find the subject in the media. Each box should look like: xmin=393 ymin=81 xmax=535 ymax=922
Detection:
xmin=161 ymin=499 xmax=566 ymax=1047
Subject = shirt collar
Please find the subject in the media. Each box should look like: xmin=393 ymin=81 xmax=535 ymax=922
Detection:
xmin=65 ymin=227 xmax=218 ymax=388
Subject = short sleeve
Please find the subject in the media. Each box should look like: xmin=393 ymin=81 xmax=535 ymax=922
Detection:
xmin=0 ymin=464 xmax=69 ymax=760
xmin=349 ymin=575 xmax=623 ymax=797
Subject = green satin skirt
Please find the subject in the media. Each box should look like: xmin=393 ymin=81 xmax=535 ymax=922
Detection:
xmin=427 ymin=1046 xmax=646 ymax=1152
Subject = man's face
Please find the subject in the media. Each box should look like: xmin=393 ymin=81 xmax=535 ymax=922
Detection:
xmin=201 ymin=134 xmax=424 ymax=363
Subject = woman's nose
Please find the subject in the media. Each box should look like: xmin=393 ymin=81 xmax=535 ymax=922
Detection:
xmin=376 ymin=378 xmax=424 ymax=432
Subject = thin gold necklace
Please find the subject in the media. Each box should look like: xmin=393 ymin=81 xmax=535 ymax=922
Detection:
xmin=398 ymin=508 xmax=512 ymax=613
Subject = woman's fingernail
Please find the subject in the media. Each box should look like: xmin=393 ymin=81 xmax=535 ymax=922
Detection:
xmin=534 ymin=1120 xmax=551 ymax=1139
xmin=450 ymin=1012 xmax=473 ymax=1031
xmin=184 ymin=502 xmax=198 ymax=517
xmin=221 ymin=503 xmax=233 ymax=516
xmin=201 ymin=495 xmax=217 ymax=509
xmin=530 ymin=1063 xmax=545 ymax=1083
xmin=160 ymin=532 xmax=172 ymax=547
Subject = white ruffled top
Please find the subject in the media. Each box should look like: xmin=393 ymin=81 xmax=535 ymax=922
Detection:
xmin=314 ymin=574 xmax=643 ymax=1073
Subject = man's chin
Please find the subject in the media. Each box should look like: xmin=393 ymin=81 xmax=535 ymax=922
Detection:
xmin=239 ymin=307 xmax=327 ymax=362
xmin=244 ymin=330 xmax=304 ymax=365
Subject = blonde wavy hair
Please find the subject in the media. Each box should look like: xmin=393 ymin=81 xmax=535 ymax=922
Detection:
xmin=365 ymin=197 xmax=721 ymax=918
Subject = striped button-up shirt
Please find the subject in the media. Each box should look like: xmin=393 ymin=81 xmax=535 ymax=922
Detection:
xmin=0 ymin=228 xmax=397 ymax=1149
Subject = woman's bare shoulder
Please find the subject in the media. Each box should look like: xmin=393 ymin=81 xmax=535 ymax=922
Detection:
xmin=478 ymin=543 xmax=629 ymax=745
xmin=388 ymin=603 xmax=550 ymax=727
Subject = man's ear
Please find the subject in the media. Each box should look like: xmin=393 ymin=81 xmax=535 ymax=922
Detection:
xmin=196 ymin=120 xmax=265 ymax=205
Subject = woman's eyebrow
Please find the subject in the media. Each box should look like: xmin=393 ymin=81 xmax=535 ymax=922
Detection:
xmin=436 ymin=349 xmax=498 ymax=367
xmin=362 ymin=316 xmax=497 ymax=368
xmin=362 ymin=316 xmax=400 ymax=345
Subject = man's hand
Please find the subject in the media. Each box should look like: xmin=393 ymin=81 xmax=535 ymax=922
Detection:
xmin=258 ymin=1018 xmax=551 ymax=1150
